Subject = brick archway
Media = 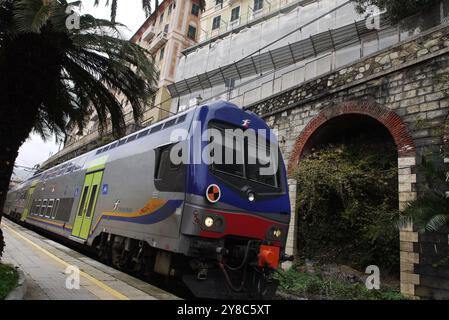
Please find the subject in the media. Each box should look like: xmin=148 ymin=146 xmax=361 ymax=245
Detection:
xmin=284 ymin=101 xmax=419 ymax=296
xmin=288 ymin=101 xmax=416 ymax=174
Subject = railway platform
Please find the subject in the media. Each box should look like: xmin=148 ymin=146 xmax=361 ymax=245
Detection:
xmin=1 ymin=219 xmax=178 ymax=300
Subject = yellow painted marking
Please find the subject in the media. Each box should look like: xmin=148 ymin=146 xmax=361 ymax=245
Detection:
xmin=103 ymin=199 xmax=167 ymax=218
xmin=3 ymin=223 xmax=129 ymax=300
xmin=90 ymin=199 xmax=167 ymax=235
xmin=28 ymin=216 xmax=73 ymax=229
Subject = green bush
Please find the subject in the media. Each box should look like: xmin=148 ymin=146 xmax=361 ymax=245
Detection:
xmin=293 ymin=143 xmax=399 ymax=272
xmin=276 ymin=268 xmax=406 ymax=300
xmin=0 ymin=264 xmax=18 ymax=300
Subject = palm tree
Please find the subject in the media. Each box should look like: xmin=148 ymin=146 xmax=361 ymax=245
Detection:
xmin=0 ymin=0 xmax=158 ymax=213
xmin=94 ymin=0 xmax=206 ymax=23
xmin=399 ymin=156 xmax=449 ymax=233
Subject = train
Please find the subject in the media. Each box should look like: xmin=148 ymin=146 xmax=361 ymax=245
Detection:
xmin=3 ymin=100 xmax=291 ymax=299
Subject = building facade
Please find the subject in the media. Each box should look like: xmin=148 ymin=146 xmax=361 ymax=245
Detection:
xmin=131 ymin=0 xmax=202 ymax=124
xmin=168 ymin=0 xmax=372 ymax=112
xmin=199 ymin=0 xmax=298 ymax=42
xmin=44 ymin=0 xmax=202 ymax=169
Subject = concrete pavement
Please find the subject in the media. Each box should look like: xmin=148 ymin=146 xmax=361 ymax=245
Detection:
xmin=1 ymin=219 xmax=178 ymax=300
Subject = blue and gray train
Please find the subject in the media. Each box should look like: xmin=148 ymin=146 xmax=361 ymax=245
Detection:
xmin=3 ymin=101 xmax=291 ymax=299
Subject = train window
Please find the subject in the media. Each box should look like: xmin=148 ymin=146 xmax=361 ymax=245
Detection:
xmin=164 ymin=118 xmax=177 ymax=129
xmin=51 ymin=199 xmax=60 ymax=220
xmin=127 ymin=134 xmax=137 ymax=143
xmin=177 ymin=114 xmax=187 ymax=123
xmin=96 ymin=149 xmax=103 ymax=155
xmin=137 ymin=129 xmax=150 ymax=139
xmin=30 ymin=200 xmax=37 ymax=215
xmin=118 ymin=139 xmax=127 ymax=146
xmin=65 ymin=165 xmax=74 ymax=174
xmin=35 ymin=199 xmax=41 ymax=216
xmin=85 ymin=185 xmax=98 ymax=218
xmin=45 ymin=199 xmax=54 ymax=218
xmin=207 ymin=121 xmax=281 ymax=192
xmin=151 ymin=123 xmax=163 ymax=134
xmin=77 ymin=186 xmax=89 ymax=216
xmin=109 ymin=141 xmax=119 ymax=149
xmin=40 ymin=199 xmax=47 ymax=217
xmin=103 ymin=145 xmax=111 ymax=152
xmin=209 ymin=124 xmax=245 ymax=178
xmin=154 ymin=144 xmax=185 ymax=192
xmin=245 ymin=137 xmax=278 ymax=188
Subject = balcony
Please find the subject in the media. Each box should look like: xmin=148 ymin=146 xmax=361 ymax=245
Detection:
xmin=142 ymin=26 xmax=155 ymax=41
xmin=228 ymin=18 xmax=240 ymax=30
xmin=148 ymin=32 xmax=168 ymax=55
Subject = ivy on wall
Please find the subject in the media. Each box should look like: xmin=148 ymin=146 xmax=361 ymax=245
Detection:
xmin=293 ymin=141 xmax=399 ymax=273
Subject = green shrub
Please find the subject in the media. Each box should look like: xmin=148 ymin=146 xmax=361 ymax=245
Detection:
xmin=276 ymin=268 xmax=406 ymax=300
xmin=293 ymin=143 xmax=399 ymax=272
xmin=0 ymin=264 xmax=18 ymax=300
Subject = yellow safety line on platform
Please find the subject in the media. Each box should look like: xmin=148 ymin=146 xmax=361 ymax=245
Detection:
xmin=3 ymin=223 xmax=129 ymax=300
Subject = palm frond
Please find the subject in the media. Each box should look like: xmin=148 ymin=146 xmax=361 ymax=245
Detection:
xmin=426 ymin=214 xmax=449 ymax=232
xmin=1 ymin=0 xmax=157 ymax=143
xmin=13 ymin=0 xmax=51 ymax=33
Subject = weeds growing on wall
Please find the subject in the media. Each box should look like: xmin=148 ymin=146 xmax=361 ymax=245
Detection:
xmin=293 ymin=142 xmax=399 ymax=273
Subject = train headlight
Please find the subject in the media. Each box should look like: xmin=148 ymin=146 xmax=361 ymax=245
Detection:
xmin=273 ymin=228 xmax=282 ymax=238
xmin=204 ymin=216 xmax=214 ymax=228
xmin=247 ymin=191 xmax=255 ymax=202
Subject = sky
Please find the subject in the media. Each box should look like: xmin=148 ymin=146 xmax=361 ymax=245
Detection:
xmin=14 ymin=0 xmax=150 ymax=180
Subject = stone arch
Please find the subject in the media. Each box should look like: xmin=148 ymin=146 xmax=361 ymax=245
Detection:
xmin=283 ymin=102 xmax=418 ymax=294
xmin=288 ymin=101 xmax=416 ymax=174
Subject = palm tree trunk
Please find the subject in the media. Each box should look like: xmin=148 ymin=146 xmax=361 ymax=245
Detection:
xmin=0 ymin=103 xmax=39 ymax=217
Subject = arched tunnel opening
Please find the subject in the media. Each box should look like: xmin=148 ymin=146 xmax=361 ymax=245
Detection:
xmin=294 ymin=114 xmax=400 ymax=282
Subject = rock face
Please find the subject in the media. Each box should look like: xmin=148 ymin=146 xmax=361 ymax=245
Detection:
xmin=246 ymin=25 xmax=449 ymax=300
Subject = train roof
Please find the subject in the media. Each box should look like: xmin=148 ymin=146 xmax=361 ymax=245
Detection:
xmin=11 ymin=101 xmax=253 ymax=192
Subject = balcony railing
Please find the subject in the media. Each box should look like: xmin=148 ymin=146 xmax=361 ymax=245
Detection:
xmin=142 ymin=25 xmax=155 ymax=41
xmin=148 ymin=32 xmax=168 ymax=54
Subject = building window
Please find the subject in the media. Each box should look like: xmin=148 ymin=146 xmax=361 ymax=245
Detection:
xmin=230 ymin=6 xmax=240 ymax=22
xmin=164 ymin=24 xmax=169 ymax=33
xmin=159 ymin=46 xmax=165 ymax=60
xmin=254 ymin=0 xmax=264 ymax=11
xmin=215 ymin=0 xmax=223 ymax=9
xmin=212 ymin=16 xmax=221 ymax=30
xmin=168 ymin=4 xmax=173 ymax=15
xmin=188 ymin=25 xmax=197 ymax=40
xmin=159 ymin=12 xmax=164 ymax=24
xmin=191 ymin=3 xmax=200 ymax=16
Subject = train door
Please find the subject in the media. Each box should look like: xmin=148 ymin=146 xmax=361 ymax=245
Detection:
xmin=72 ymin=170 xmax=104 ymax=239
xmin=21 ymin=185 xmax=36 ymax=222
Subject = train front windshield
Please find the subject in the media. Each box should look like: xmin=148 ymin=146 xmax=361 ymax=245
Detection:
xmin=208 ymin=121 xmax=280 ymax=190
